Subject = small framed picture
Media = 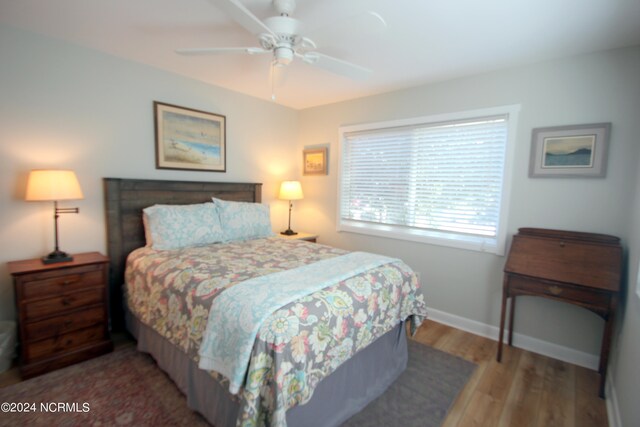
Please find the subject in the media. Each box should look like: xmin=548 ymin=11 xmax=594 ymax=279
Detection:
xmin=529 ymin=123 xmax=611 ymax=178
xmin=303 ymin=148 xmax=327 ymax=175
xmin=154 ymin=101 xmax=226 ymax=172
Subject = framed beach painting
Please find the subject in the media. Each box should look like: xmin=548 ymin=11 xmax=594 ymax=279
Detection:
xmin=529 ymin=123 xmax=611 ymax=178
xmin=154 ymin=101 xmax=226 ymax=172
xmin=303 ymin=147 xmax=327 ymax=175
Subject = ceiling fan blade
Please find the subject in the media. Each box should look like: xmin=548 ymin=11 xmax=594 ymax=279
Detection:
xmin=302 ymin=52 xmax=372 ymax=81
xmin=176 ymin=47 xmax=269 ymax=55
xmin=207 ymin=0 xmax=275 ymax=36
xmin=308 ymin=11 xmax=387 ymax=47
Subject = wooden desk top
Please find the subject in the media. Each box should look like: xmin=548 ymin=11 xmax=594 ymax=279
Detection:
xmin=505 ymin=228 xmax=621 ymax=292
xmin=7 ymin=252 xmax=108 ymax=276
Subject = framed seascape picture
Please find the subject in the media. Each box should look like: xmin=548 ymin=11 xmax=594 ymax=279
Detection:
xmin=154 ymin=101 xmax=226 ymax=172
xmin=529 ymin=123 xmax=611 ymax=178
xmin=303 ymin=147 xmax=327 ymax=175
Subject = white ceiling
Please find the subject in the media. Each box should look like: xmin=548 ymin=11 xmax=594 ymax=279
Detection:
xmin=2 ymin=0 xmax=640 ymax=110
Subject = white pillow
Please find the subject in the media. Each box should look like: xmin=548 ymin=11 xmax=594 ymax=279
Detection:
xmin=143 ymin=203 xmax=224 ymax=250
xmin=212 ymin=198 xmax=273 ymax=242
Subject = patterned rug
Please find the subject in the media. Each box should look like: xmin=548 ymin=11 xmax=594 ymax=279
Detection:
xmin=0 ymin=340 xmax=475 ymax=427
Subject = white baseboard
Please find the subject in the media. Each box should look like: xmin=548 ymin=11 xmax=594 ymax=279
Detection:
xmin=427 ymin=307 xmax=599 ymax=370
xmin=606 ymin=374 xmax=622 ymax=427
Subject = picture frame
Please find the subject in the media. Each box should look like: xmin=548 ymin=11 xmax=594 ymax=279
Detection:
xmin=529 ymin=123 xmax=611 ymax=178
xmin=154 ymin=101 xmax=226 ymax=172
xmin=303 ymin=147 xmax=327 ymax=175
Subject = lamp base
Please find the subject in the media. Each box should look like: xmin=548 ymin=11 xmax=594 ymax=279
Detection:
xmin=42 ymin=250 xmax=73 ymax=265
xmin=280 ymin=229 xmax=298 ymax=236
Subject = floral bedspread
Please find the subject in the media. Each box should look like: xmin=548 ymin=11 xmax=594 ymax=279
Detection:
xmin=125 ymin=237 xmax=428 ymax=427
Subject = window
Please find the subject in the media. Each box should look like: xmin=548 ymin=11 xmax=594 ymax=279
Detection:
xmin=338 ymin=106 xmax=520 ymax=255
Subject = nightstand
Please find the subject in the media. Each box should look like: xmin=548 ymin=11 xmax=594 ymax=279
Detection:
xmin=7 ymin=252 xmax=113 ymax=379
xmin=277 ymin=232 xmax=318 ymax=243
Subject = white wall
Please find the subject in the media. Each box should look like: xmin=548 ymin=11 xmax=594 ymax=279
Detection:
xmin=298 ymin=47 xmax=640 ymax=361
xmin=0 ymin=24 xmax=300 ymax=320
xmin=609 ymin=146 xmax=640 ymax=426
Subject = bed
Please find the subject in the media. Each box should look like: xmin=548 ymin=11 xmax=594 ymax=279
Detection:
xmin=104 ymin=178 xmax=428 ymax=427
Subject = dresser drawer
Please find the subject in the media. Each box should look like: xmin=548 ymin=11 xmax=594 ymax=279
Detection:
xmin=508 ymin=275 xmax=611 ymax=309
xmin=25 ymin=324 xmax=106 ymax=362
xmin=24 ymin=306 xmax=106 ymax=342
xmin=21 ymin=288 xmax=105 ymax=321
xmin=20 ymin=264 xmax=104 ymax=300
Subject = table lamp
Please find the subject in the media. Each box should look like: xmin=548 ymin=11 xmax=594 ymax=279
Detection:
xmin=278 ymin=180 xmax=303 ymax=236
xmin=25 ymin=169 xmax=84 ymax=264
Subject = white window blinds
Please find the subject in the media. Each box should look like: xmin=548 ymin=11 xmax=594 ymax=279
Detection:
xmin=339 ymin=109 xmax=516 ymax=253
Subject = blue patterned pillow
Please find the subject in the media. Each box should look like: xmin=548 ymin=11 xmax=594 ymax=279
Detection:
xmin=212 ymin=198 xmax=274 ymax=242
xmin=143 ymin=203 xmax=224 ymax=250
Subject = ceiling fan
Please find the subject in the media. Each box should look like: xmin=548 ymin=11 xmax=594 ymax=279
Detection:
xmin=176 ymin=0 xmax=386 ymax=88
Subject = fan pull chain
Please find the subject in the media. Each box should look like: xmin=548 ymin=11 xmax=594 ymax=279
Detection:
xmin=270 ymin=60 xmax=277 ymax=101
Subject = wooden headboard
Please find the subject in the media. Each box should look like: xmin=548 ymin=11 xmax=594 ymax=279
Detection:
xmin=103 ymin=177 xmax=262 ymax=330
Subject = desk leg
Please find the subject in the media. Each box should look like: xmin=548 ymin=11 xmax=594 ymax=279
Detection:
xmin=508 ymin=296 xmax=516 ymax=346
xmin=497 ymin=277 xmax=509 ymax=362
xmin=597 ymin=296 xmax=617 ymax=399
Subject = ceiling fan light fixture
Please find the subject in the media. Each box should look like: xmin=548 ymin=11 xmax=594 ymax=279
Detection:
xmin=274 ymin=46 xmax=294 ymax=66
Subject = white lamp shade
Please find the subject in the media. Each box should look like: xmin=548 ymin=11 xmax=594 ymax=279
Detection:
xmin=25 ymin=169 xmax=84 ymax=201
xmin=279 ymin=181 xmax=303 ymax=200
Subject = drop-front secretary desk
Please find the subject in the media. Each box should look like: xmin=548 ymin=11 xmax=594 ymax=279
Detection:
xmin=497 ymin=228 xmax=621 ymax=398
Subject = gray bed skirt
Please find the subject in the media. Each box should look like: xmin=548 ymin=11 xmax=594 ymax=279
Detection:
xmin=126 ymin=310 xmax=408 ymax=427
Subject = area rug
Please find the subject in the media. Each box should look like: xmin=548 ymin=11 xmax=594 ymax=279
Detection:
xmin=343 ymin=340 xmax=475 ymax=427
xmin=0 ymin=340 xmax=475 ymax=427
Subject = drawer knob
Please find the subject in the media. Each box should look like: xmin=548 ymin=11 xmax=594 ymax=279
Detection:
xmin=559 ymin=241 xmax=566 ymax=248
xmin=61 ymin=297 xmax=73 ymax=306
xmin=548 ymin=285 xmax=562 ymax=295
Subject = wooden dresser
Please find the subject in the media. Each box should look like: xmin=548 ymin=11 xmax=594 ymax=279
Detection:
xmin=497 ymin=228 xmax=621 ymax=398
xmin=8 ymin=252 xmax=113 ymax=378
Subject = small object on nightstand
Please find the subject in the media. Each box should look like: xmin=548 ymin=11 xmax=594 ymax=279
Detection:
xmin=276 ymin=232 xmax=318 ymax=243
xmin=24 ymin=169 xmax=84 ymax=264
xmin=278 ymin=181 xmax=304 ymax=236
xmin=7 ymin=252 xmax=113 ymax=379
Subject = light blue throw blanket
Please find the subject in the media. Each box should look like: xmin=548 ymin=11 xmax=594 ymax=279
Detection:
xmin=198 ymin=251 xmax=399 ymax=394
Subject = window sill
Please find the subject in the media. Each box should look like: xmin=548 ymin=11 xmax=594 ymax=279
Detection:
xmin=338 ymin=220 xmax=505 ymax=255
